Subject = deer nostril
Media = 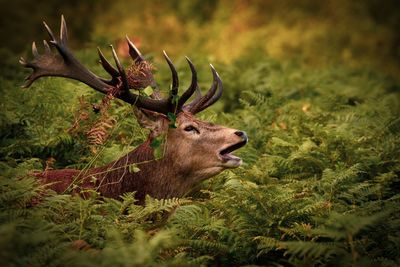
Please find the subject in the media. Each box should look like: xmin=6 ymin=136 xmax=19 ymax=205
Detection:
xmin=234 ymin=131 xmax=244 ymax=137
xmin=234 ymin=131 xmax=248 ymax=141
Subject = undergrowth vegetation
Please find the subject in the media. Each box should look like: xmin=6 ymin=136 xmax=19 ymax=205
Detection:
xmin=1 ymin=47 xmax=400 ymax=266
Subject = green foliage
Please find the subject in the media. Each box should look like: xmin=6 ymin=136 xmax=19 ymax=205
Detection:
xmin=1 ymin=47 xmax=400 ymax=266
xmin=150 ymin=134 xmax=166 ymax=160
xmin=167 ymin=112 xmax=178 ymax=129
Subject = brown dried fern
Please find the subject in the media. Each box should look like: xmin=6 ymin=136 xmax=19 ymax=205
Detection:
xmin=85 ymin=92 xmax=117 ymax=152
xmin=68 ymin=96 xmax=91 ymax=133
xmin=127 ymin=61 xmax=154 ymax=89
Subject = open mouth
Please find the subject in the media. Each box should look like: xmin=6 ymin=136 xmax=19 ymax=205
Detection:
xmin=219 ymin=140 xmax=247 ymax=166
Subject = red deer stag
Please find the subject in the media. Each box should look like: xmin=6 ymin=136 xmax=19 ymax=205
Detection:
xmin=20 ymin=16 xmax=248 ymax=203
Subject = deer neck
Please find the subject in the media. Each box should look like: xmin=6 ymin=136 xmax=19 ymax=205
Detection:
xmin=91 ymin=137 xmax=195 ymax=202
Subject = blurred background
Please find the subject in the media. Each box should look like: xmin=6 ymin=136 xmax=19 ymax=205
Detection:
xmin=1 ymin=0 xmax=400 ymax=77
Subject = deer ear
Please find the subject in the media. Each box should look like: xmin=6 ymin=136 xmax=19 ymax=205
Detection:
xmin=133 ymin=108 xmax=167 ymax=133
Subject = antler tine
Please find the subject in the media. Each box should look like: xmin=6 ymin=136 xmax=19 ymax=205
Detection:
xmin=43 ymin=21 xmax=56 ymax=41
xmin=43 ymin=40 xmax=51 ymax=53
xmin=126 ymin=35 xmax=144 ymax=63
xmin=163 ymin=51 xmax=179 ymax=99
xmin=110 ymin=45 xmax=129 ymax=91
xmin=177 ymin=56 xmax=197 ymax=109
xmin=97 ymin=47 xmax=119 ymax=77
xmin=19 ymin=57 xmax=26 ymax=66
xmin=195 ymin=66 xmax=223 ymax=112
xmin=60 ymin=15 xmax=68 ymax=46
xmin=32 ymin=42 xmax=39 ymax=57
xmin=187 ymin=64 xmax=222 ymax=114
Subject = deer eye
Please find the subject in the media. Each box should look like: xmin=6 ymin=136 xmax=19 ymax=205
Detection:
xmin=184 ymin=125 xmax=199 ymax=133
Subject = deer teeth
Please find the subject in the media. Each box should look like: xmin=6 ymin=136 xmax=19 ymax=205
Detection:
xmin=220 ymin=152 xmax=243 ymax=168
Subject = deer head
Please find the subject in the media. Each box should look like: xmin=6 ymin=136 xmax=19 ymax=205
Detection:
xmin=21 ymin=16 xmax=248 ymax=201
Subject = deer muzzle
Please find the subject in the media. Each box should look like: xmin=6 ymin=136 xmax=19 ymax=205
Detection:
xmin=219 ymin=131 xmax=248 ymax=168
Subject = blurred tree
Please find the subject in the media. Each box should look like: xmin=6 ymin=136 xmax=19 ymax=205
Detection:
xmin=169 ymin=0 xmax=217 ymax=23
xmin=0 ymin=0 xmax=103 ymax=53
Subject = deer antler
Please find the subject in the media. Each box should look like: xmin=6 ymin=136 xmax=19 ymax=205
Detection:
xmin=20 ymin=15 xmax=223 ymax=115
